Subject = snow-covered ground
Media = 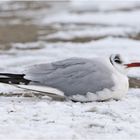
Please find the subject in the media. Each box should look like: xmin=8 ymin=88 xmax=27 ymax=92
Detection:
xmin=1 ymin=89 xmax=140 ymax=140
xmin=0 ymin=1 xmax=140 ymax=139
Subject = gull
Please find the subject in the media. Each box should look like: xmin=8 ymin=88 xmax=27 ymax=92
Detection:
xmin=0 ymin=54 xmax=140 ymax=102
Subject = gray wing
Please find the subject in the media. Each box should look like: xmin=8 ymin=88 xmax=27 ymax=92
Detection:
xmin=24 ymin=58 xmax=115 ymax=96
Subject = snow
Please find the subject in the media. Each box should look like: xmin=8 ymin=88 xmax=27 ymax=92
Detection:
xmin=44 ymin=26 xmax=138 ymax=40
xmin=40 ymin=10 xmax=140 ymax=27
xmin=70 ymin=0 xmax=140 ymax=12
xmin=0 ymin=1 xmax=140 ymax=140
xmin=0 ymin=89 xmax=140 ymax=140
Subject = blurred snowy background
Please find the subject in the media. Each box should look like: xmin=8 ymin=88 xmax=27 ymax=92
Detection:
xmin=0 ymin=1 xmax=140 ymax=140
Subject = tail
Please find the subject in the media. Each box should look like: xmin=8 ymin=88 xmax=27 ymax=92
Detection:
xmin=0 ymin=73 xmax=30 ymax=85
xmin=0 ymin=73 xmax=66 ymax=100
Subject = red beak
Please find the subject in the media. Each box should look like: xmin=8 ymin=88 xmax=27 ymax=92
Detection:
xmin=125 ymin=62 xmax=140 ymax=68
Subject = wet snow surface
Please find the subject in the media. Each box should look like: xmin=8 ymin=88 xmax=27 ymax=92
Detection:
xmin=0 ymin=1 xmax=140 ymax=139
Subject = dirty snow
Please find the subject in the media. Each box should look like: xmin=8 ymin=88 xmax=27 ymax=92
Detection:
xmin=0 ymin=1 xmax=140 ymax=140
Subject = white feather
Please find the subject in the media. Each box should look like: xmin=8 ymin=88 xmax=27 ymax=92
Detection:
xmin=14 ymin=84 xmax=65 ymax=99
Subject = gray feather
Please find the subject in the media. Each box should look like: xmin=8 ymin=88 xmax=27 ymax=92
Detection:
xmin=24 ymin=58 xmax=115 ymax=96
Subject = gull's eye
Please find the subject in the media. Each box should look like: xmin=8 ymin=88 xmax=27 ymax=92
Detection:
xmin=115 ymin=59 xmax=122 ymax=64
xmin=114 ymin=55 xmax=122 ymax=64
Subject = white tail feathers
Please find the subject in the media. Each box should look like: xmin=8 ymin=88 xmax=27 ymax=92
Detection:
xmin=14 ymin=84 xmax=65 ymax=100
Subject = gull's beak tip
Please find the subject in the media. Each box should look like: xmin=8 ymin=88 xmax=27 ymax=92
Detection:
xmin=124 ymin=62 xmax=140 ymax=68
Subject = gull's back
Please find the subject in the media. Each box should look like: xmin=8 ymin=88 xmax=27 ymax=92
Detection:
xmin=24 ymin=58 xmax=115 ymax=96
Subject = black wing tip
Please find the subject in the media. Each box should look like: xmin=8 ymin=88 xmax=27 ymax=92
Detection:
xmin=0 ymin=73 xmax=30 ymax=85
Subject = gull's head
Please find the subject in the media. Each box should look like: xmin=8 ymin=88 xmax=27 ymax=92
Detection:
xmin=110 ymin=54 xmax=140 ymax=74
xmin=110 ymin=54 xmax=126 ymax=74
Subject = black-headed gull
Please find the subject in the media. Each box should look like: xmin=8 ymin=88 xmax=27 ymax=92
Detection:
xmin=0 ymin=54 xmax=140 ymax=102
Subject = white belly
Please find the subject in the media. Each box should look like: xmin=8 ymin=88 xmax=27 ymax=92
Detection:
xmin=111 ymin=70 xmax=129 ymax=100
